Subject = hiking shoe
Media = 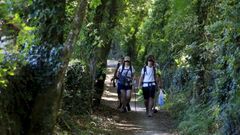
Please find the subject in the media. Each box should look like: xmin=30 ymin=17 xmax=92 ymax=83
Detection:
xmin=146 ymin=108 xmax=149 ymax=115
xmin=153 ymin=108 xmax=158 ymax=113
xmin=148 ymin=111 xmax=153 ymax=117
xmin=117 ymin=103 xmax=122 ymax=109
xmin=126 ymin=103 xmax=131 ymax=111
xmin=146 ymin=111 xmax=149 ymax=116
xmin=120 ymin=107 xmax=127 ymax=113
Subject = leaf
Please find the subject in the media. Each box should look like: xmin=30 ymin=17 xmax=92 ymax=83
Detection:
xmin=2 ymin=69 xmax=8 ymax=72
xmin=0 ymin=53 xmax=4 ymax=62
xmin=8 ymin=71 xmax=14 ymax=76
xmin=90 ymin=0 xmax=102 ymax=9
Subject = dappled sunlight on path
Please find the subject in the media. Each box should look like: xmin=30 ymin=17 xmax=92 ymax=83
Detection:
xmin=101 ymin=65 xmax=177 ymax=135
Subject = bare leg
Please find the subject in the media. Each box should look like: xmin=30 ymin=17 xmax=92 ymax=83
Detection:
xmin=126 ymin=90 xmax=132 ymax=111
xmin=148 ymin=97 xmax=154 ymax=117
xmin=153 ymin=90 xmax=159 ymax=112
xmin=117 ymin=94 xmax=122 ymax=109
xmin=144 ymin=99 xmax=148 ymax=113
xmin=121 ymin=90 xmax=126 ymax=112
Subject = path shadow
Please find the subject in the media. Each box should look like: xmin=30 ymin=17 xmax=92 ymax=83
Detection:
xmin=100 ymin=67 xmax=176 ymax=135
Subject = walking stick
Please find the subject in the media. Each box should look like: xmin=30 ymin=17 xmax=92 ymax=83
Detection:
xmin=134 ymin=80 xmax=137 ymax=112
xmin=135 ymin=87 xmax=137 ymax=111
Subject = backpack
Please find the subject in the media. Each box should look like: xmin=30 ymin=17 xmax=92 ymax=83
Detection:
xmin=119 ymin=65 xmax=133 ymax=86
xmin=113 ymin=63 xmax=121 ymax=79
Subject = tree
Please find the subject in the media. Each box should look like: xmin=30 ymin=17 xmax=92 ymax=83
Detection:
xmin=73 ymin=0 xmax=122 ymax=107
xmin=118 ymin=0 xmax=149 ymax=62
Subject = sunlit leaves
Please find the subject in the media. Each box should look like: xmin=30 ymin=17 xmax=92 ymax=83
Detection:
xmin=0 ymin=52 xmax=17 ymax=88
xmin=90 ymin=0 xmax=102 ymax=9
xmin=115 ymin=0 xmax=149 ymax=61
xmin=0 ymin=1 xmax=8 ymax=19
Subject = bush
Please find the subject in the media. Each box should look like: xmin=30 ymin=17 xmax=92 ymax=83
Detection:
xmin=178 ymin=104 xmax=217 ymax=135
xmin=63 ymin=60 xmax=92 ymax=115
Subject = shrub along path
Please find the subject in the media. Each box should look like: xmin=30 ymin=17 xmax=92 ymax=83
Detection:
xmin=100 ymin=66 xmax=177 ymax=135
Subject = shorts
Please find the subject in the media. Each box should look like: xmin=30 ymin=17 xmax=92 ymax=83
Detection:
xmin=118 ymin=83 xmax=132 ymax=91
xmin=142 ymin=85 xmax=156 ymax=100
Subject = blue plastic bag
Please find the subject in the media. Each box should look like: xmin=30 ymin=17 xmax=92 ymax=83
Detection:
xmin=158 ymin=89 xmax=164 ymax=106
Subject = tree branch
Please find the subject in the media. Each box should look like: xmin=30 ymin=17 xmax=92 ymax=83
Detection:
xmin=63 ymin=0 xmax=88 ymax=57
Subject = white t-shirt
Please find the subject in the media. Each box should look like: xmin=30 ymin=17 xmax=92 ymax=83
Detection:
xmin=141 ymin=66 xmax=156 ymax=87
xmin=118 ymin=65 xmax=135 ymax=79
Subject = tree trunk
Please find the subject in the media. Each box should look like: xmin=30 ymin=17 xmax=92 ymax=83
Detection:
xmin=126 ymin=26 xmax=138 ymax=61
xmin=193 ymin=0 xmax=213 ymax=102
xmin=29 ymin=0 xmax=88 ymax=134
xmin=89 ymin=0 xmax=119 ymax=107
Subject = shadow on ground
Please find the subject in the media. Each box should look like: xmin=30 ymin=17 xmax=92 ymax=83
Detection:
xmin=99 ymin=67 xmax=177 ymax=135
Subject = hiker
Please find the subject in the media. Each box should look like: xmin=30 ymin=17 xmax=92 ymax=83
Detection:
xmin=111 ymin=57 xmax=124 ymax=109
xmin=141 ymin=57 xmax=163 ymax=113
xmin=138 ymin=55 xmax=159 ymax=117
xmin=117 ymin=56 xmax=135 ymax=112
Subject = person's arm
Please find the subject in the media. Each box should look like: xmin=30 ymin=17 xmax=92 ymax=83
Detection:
xmin=111 ymin=69 xmax=117 ymax=81
xmin=112 ymin=64 xmax=120 ymax=81
xmin=131 ymin=66 xmax=135 ymax=80
xmin=112 ymin=66 xmax=118 ymax=80
xmin=114 ymin=63 xmax=121 ymax=78
xmin=116 ymin=66 xmax=121 ymax=80
xmin=138 ymin=68 xmax=144 ymax=88
xmin=138 ymin=74 xmax=143 ymax=89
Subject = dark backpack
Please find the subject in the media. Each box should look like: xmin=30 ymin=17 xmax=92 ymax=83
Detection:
xmin=113 ymin=63 xmax=121 ymax=79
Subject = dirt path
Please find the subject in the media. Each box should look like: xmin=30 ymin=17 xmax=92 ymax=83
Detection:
xmin=101 ymin=67 xmax=176 ymax=135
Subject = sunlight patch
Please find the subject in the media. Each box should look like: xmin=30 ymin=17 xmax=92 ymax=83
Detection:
xmin=102 ymin=96 xmax=118 ymax=102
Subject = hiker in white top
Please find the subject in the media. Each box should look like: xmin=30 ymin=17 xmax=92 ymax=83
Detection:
xmin=111 ymin=57 xmax=124 ymax=109
xmin=117 ymin=56 xmax=135 ymax=113
xmin=141 ymin=66 xmax=156 ymax=87
xmin=138 ymin=55 xmax=158 ymax=117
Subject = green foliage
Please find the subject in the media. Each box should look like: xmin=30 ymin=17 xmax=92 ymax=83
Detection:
xmin=0 ymin=5 xmax=25 ymax=89
xmin=178 ymin=104 xmax=218 ymax=135
xmin=138 ymin=0 xmax=240 ymax=134
xmin=117 ymin=0 xmax=149 ymax=61
xmin=137 ymin=0 xmax=171 ymax=65
xmin=0 ymin=2 xmax=8 ymax=19
xmin=1 ymin=0 xmax=68 ymax=133
xmin=0 ymin=54 xmax=17 ymax=88
xmin=63 ymin=60 xmax=92 ymax=115
xmin=90 ymin=0 xmax=102 ymax=9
